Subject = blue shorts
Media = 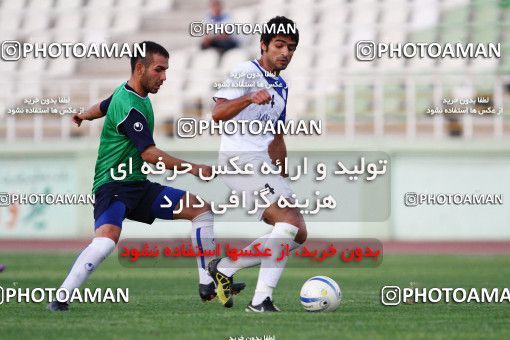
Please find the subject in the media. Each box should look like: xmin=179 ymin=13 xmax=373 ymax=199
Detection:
xmin=93 ymin=180 xmax=186 ymax=229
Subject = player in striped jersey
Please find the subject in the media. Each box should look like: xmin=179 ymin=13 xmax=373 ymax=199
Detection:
xmin=208 ymin=17 xmax=307 ymax=312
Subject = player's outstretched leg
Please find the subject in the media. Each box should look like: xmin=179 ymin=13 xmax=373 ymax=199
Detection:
xmin=191 ymin=211 xmax=245 ymax=301
xmin=208 ymin=230 xmax=303 ymax=308
xmin=189 ymin=211 xmax=218 ymax=300
xmin=189 ymin=211 xmax=246 ymax=301
xmin=246 ymin=205 xmax=307 ymax=312
xmin=215 ymin=232 xmax=303 ymax=277
xmin=169 ymin=191 xmax=246 ymax=303
xmin=48 ymin=222 xmax=120 ymax=311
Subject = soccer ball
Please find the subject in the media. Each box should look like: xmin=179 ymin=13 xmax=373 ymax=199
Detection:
xmin=299 ymin=276 xmax=342 ymax=312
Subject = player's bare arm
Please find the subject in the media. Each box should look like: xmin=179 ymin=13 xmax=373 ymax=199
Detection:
xmin=212 ymin=89 xmax=272 ymax=122
xmin=141 ymin=145 xmax=213 ymax=179
xmin=268 ymin=131 xmax=288 ymax=178
xmin=72 ymin=102 xmax=105 ymax=127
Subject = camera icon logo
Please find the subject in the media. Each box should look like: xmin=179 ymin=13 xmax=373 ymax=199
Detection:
xmin=381 ymin=286 xmax=401 ymax=306
xmin=0 ymin=192 xmax=10 ymax=207
xmin=404 ymin=192 xmax=419 ymax=207
xmin=177 ymin=118 xmax=197 ymax=138
xmin=355 ymin=40 xmax=376 ymax=61
xmin=190 ymin=22 xmax=205 ymax=37
xmin=1 ymin=40 xmax=21 ymax=61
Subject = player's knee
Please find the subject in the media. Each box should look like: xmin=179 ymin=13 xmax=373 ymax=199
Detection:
xmin=270 ymin=207 xmax=307 ymax=242
xmin=192 ymin=201 xmax=212 ymax=219
xmin=191 ymin=207 xmax=214 ymax=222
xmin=176 ymin=194 xmax=213 ymax=220
xmin=285 ymin=209 xmax=306 ymax=229
xmin=95 ymin=224 xmax=121 ymax=244
xmin=185 ymin=193 xmax=211 ymax=213
xmin=283 ymin=209 xmax=306 ymax=243
xmin=295 ymin=226 xmax=307 ymax=244
xmin=264 ymin=205 xmax=304 ymax=227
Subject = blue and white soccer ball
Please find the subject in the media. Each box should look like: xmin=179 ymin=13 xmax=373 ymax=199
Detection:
xmin=299 ymin=276 xmax=342 ymax=312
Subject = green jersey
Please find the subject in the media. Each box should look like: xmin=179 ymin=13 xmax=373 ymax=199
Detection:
xmin=92 ymin=82 xmax=155 ymax=193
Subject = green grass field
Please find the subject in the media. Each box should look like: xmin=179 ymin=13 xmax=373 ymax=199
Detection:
xmin=0 ymin=252 xmax=509 ymax=340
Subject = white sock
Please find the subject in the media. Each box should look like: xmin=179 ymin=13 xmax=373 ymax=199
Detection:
xmin=252 ymin=223 xmax=299 ymax=305
xmin=252 ymin=280 xmax=273 ymax=305
xmin=218 ymin=233 xmax=271 ymax=277
xmin=191 ymin=211 xmax=215 ymax=285
xmin=218 ymin=236 xmax=301 ymax=277
xmin=58 ymin=237 xmax=116 ymax=301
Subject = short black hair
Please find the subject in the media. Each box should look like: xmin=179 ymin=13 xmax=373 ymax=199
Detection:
xmin=130 ymin=41 xmax=169 ymax=73
xmin=260 ymin=16 xmax=299 ymax=55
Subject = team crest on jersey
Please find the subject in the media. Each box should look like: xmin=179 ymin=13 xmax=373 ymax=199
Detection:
xmin=133 ymin=122 xmax=143 ymax=132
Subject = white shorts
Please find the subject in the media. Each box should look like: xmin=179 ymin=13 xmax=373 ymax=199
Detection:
xmin=218 ymin=155 xmax=294 ymax=220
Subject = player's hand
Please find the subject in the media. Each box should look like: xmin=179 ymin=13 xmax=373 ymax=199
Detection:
xmin=191 ymin=164 xmax=216 ymax=181
xmin=72 ymin=112 xmax=84 ymax=127
xmin=249 ymin=90 xmax=272 ymax=105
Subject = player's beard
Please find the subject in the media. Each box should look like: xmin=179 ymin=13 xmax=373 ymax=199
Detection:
xmin=269 ymin=56 xmax=289 ymax=73
xmin=274 ymin=58 xmax=289 ymax=71
xmin=147 ymin=83 xmax=159 ymax=94
xmin=141 ymin=73 xmax=160 ymax=94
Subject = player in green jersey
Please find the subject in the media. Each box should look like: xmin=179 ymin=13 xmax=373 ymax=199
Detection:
xmin=48 ymin=41 xmax=244 ymax=311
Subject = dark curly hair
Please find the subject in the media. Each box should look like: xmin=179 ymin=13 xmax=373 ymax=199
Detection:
xmin=260 ymin=16 xmax=299 ymax=55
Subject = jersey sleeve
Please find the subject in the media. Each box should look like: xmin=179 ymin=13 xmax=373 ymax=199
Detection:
xmin=99 ymin=94 xmax=113 ymax=115
xmin=213 ymin=62 xmax=255 ymax=101
xmin=117 ymin=108 xmax=155 ymax=153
